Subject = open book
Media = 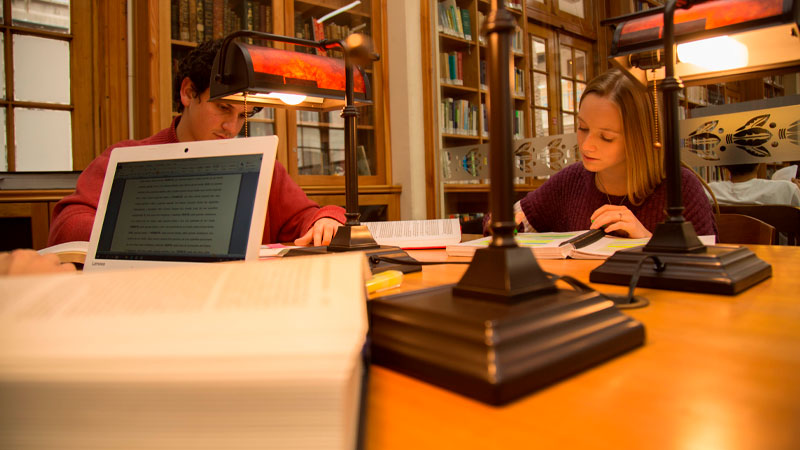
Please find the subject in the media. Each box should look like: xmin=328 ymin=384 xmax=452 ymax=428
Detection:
xmin=362 ymin=218 xmax=461 ymax=249
xmin=38 ymin=240 xmax=89 ymax=265
xmin=446 ymin=231 xmax=717 ymax=260
xmin=0 ymin=253 xmax=369 ymax=450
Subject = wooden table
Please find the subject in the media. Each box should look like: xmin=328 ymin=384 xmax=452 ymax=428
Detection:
xmin=365 ymin=246 xmax=800 ymax=450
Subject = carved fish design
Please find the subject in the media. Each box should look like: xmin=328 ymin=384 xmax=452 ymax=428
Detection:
xmin=779 ymin=119 xmax=800 ymax=144
xmin=685 ymin=120 xmax=721 ymax=160
xmin=729 ymin=114 xmax=772 ymax=157
xmin=536 ymin=138 xmax=565 ymax=171
xmin=513 ymin=140 xmax=535 ymax=173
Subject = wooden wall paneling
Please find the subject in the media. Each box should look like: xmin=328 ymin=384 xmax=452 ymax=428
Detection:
xmin=91 ymin=0 xmax=129 ymax=162
xmin=376 ymin=0 xmax=390 ymax=185
xmin=133 ymin=0 xmax=167 ymax=139
xmin=71 ymin=0 xmax=97 ymax=168
xmin=421 ymin=0 xmax=440 ymax=219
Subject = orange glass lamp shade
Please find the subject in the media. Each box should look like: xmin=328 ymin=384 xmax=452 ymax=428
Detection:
xmin=610 ymin=0 xmax=800 ymax=84
xmin=210 ymin=42 xmax=370 ymax=111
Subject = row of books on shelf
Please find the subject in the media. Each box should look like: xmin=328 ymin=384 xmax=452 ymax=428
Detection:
xmin=437 ymin=0 xmax=472 ymax=41
xmin=696 ymin=165 xmax=726 ymax=183
xmin=440 ymin=51 xmax=465 ymax=86
xmin=294 ymin=16 xmax=369 ymax=55
xmin=441 ymin=98 xmax=480 ymax=136
xmin=511 ymin=26 xmax=524 ymax=53
xmin=513 ymin=67 xmax=525 ymax=96
xmin=507 ymin=0 xmax=524 ymax=11
xmin=439 ymin=93 xmax=525 ymax=138
xmin=171 ymin=0 xmax=271 ymax=44
xmin=448 ymin=212 xmax=485 ymax=225
xmin=477 ymin=62 xmax=524 ymax=94
xmin=683 ymin=85 xmax=711 ymax=105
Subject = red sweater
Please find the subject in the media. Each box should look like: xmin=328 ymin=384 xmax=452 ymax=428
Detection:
xmin=519 ymin=163 xmax=718 ymax=236
xmin=48 ymin=118 xmax=346 ymax=246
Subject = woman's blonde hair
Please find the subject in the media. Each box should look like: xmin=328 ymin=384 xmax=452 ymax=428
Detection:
xmin=579 ymin=69 xmax=664 ymax=204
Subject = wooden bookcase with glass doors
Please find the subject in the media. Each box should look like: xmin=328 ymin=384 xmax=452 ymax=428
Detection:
xmin=147 ymin=0 xmax=399 ymax=221
xmin=424 ymin=0 xmax=597 ymax=219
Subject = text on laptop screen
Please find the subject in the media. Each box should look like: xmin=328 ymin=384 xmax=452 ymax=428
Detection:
xmin=95 ymin=154 xmax=263 ymax=262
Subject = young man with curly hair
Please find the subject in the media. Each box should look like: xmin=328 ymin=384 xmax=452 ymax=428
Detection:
xmin=49 ymin=40 xmax=345 ymax=247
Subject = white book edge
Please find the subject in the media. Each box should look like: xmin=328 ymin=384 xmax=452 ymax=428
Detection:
xmin=362 ymin=218 xmax=461 ymax=249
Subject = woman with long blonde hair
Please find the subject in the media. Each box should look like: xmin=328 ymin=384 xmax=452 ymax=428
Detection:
xmin=513 ymin=69 xmax=716 ymax=238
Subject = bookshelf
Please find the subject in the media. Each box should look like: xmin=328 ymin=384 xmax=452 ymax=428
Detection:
xmin=431 ymin=0 xmax=531 ymax=221
xmin=424 ymin=0 xmax=602 ymax=219
xmin=148 ymin=0 xmax=399 ymax=220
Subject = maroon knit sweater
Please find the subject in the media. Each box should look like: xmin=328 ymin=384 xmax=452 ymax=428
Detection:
xmin=519 ymin=163 xmax=717 ymax=236
xmin=48 ymin=117 xmax=346 ymax=246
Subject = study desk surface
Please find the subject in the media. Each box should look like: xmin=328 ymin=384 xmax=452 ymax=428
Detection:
xmin=365 ymin=245 xmax=800 ymax=450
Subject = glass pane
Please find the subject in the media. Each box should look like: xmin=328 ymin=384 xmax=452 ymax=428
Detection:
xmin=562 ymin=112 xmax=575 ymax=134
xmin=558 ymin=0 xmax=585 ymax=19
xmin=561 ymin=79 xmax=574 ymax=112
xmin=14 ymin=35 xmax=70 ymax=104
xmin=0 ymin=108 xmax=6 ymax=171
xmin=576 ymin=82 xmax=586 ymax=105
xmin=297 ymin=126 xmax=322 ymax=174
xmin=15 ymin=107 xmax=72 ymax=171
xmin=238 ymin=121 xmax=274 ymax=137
xmin=252 ymin=107 xmax=274 ymax=121
xmin=533 ymin=108 xmax=549 ymax=137
xmin=236 ymin=108 xmax=275 ymax=137
xmin=575 ymin=49 xmax=587 ymax=81
xmin=296 ymin=124 xmax=345 ymax=176
xmin=357 ymin=129 xmax=375 ymax=176
xmin=531 ymin=37 xmax=546 ymax=71
xmin=12 ymin=0 xmax=71 ymax=33
xmin=533 ymin=72 xmax=548 ymax=107
xmin=560 ymin=45 xmax=572 ymax=78
xmin=0 ymin=34 xmax=4 ymax=100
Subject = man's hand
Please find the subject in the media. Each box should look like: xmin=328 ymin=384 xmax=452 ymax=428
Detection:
xmin=0 ymin=249 xmax=76 ymax=276
xmin=294 ymin=218 xmax=344 ymax=246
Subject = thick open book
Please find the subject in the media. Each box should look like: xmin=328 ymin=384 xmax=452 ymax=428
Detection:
xmin=0 ymin=252 xmax=369 ymax=450
xmin=446 ymin=231 xmax=717 ymax=259
xmin=362 ymin=218 xmax=461 ymax=248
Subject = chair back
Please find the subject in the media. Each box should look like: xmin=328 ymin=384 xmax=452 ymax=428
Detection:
xmin=718 ymin=204 xmax=800 ymax=245
xmin=716 ymin=213 xmax=775 ymax=245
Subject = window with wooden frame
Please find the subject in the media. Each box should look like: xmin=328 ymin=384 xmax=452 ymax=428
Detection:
xmin=557 ymin=34 xmax=592 ymax=134
xmin=527 ymin=0 xmax=593 ymax=30
xmin=1 ymin=0 xmax=92 ymax=172
xmin=527 ymin=23 xmax=593 ymax=136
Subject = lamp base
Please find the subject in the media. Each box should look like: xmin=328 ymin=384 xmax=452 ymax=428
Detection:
xmin=369 ymin=284 xmax=645 ymax=405
xmin=589 ymin=245 xmax=771 ymax=295
xmin=284 ymin=245 xmax=422 ymax=274
xmin=282 ymin=224 xmax=422 ymax=274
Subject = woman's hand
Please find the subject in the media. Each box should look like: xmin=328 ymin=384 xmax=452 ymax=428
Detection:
xmin=589 ymin=205 xmax=652 ymax=239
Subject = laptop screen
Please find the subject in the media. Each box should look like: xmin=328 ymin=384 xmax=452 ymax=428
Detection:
xmin=94 ymin=154 xmax=264 ymax=263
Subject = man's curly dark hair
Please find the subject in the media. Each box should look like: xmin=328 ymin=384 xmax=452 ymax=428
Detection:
xmin=173 ymin=40 xmax=222 ymax=113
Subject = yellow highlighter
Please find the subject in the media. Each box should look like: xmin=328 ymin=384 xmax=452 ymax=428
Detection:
xmin=366 ymin=270 xmax=404 ymax=295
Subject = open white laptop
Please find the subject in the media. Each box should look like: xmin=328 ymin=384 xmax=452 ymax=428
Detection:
xmin=84 ymin=135 xmax=278 ymax=271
